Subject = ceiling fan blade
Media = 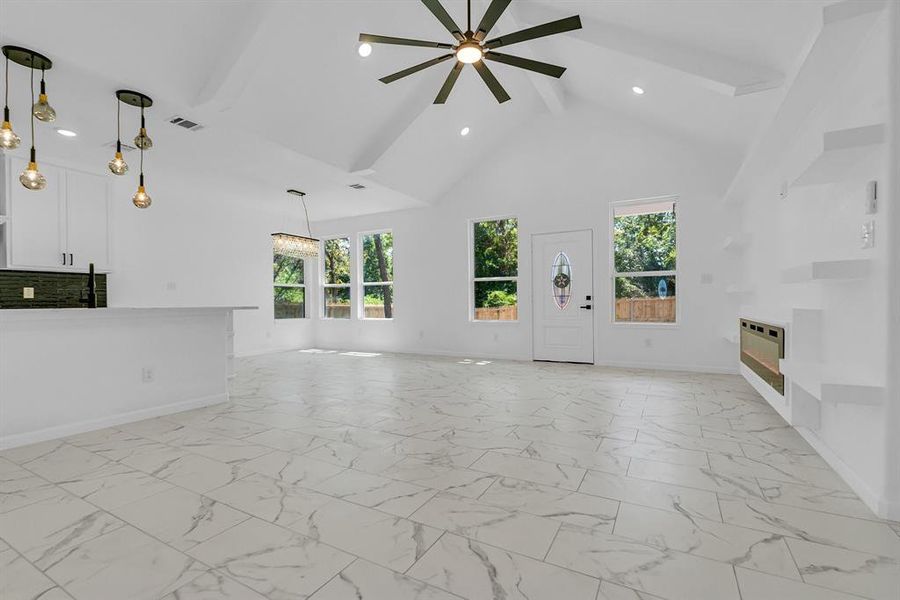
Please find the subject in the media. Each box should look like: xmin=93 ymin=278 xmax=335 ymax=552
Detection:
xmin=484 ymin=15 xmax=582 ymax=49
xmin=420 ymin=0 xmax=466 ymax=42
xmin=379 ymin=54 xmax=456 ymax=84
xmin=359 ymin=33 xmax=454 ymax=49
xmin=484 ymin=51 xmax=566 ymax=78
xmin=473 ymin=61 xmax=511 ymax=103
xmin=434 ymin=61 xmax=464 ymax=104
xmin=474 ymin=0 xmax=512 ymax=41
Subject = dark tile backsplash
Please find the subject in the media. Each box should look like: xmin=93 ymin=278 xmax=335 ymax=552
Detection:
xmin=0 ymin=270 xmax=107 ymax=309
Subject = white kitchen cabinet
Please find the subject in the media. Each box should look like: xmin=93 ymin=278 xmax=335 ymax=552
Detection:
xmin=1 ymin=155 xmax=111 ymax=272
xmin=65 ymin=168 xmax=111 ymax=270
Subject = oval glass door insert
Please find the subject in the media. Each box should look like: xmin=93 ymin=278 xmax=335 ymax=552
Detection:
xmin=551 ymin=252 xmax=572 ymax=309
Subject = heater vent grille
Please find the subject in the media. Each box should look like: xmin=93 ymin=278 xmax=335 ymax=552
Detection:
xmin=168 ymin=115 xmax=204 ymax=131
xmin=104 ymin=140 xmax=137 ymax=152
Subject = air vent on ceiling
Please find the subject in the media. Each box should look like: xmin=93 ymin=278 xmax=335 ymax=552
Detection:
xmin=168 ymin=115 xmax=204 ymax=132
xmin=104 ymin=140 xmax=137 ymax=152
xmin=348 ymin=183 xmax=366 ymax=190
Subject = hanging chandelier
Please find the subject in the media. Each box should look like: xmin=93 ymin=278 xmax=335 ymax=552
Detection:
xmin=272 ymin=189 xmax=319 ymax=258
xmin=2 ymin=46 xmax=55 ymax=191
xmin=113 ymin=90 xmax=154 ymax=208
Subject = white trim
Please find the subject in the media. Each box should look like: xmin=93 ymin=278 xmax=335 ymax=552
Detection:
xmin=598 ymin=358 xmax=738 ymax=375
xmin=0 ymin=393 xmax=227 ymax=450
xmin=609 ymin=195 xmax=679 ymax=326
xmin=793 ymin=425 xmax=889 ymax=520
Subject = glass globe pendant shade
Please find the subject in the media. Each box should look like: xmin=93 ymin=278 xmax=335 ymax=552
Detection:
xmin=108 ymin=151 xmax=128 ymax=175
xmin=20 ymin=160 xmax=47 ymax=191
xmin=134 ymin=127 xmax=152 ymax=150
xmin=133 ymin=184 xmax=151 ymax=208
xmin=32 ymin=94 xmax=56 ymax=122
xmin=108 ymin=140 xmax=128 ymax=175
xmin=0 ymin=119 xmax=20 ymax=149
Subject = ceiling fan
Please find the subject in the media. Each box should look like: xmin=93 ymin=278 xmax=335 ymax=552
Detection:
xmin=359 ymin=0 xmax=582 ymax=104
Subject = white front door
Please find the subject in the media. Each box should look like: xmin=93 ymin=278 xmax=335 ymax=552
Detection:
xmin=532 ymin=230 xmax=594 ymax=363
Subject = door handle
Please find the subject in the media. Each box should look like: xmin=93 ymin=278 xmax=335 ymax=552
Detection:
xmin=579 ymin=304 xmax=592 ymax=310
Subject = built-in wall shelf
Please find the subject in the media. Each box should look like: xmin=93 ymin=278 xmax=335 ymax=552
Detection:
xmin=781 ymin=259 xmax=871 ymax=283
xmin=780 ymin=359 xmax=885 ymax=406
xmin=792 ymin=124 xmax=885 ymax=187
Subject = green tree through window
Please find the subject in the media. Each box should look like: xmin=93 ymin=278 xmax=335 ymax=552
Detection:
xmin=473 ymin=218 xmax=518 ymax=321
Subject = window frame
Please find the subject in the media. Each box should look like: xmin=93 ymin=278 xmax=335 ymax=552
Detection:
xmin=320 ymin=235 xmax=352 ymax=320
xmin=609 ymin=195 xmax=680 ymax=328
xmin=469 ymin=215 xmax=519 ymax=323
xmin=272 ymin=251 xmax=307 ymax=321
xmin=358 ymin=229 xmax=394 ymax=321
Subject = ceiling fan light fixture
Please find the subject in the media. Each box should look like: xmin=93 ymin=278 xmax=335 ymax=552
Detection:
xmin=632 ymin=86 xmax=645 ymax=95
xmin=358 ymin=42 xmax=373 ymax=57
xmin=460 ymin=126 xmax=470 ymax=136
xmin=456 ymin=42 xmax=483 ymax=64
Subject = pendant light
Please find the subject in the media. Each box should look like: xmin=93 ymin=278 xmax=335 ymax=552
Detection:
xmin=0 ymin=54 xmax=21 ymax=149
xmin=31 ymin=67 xmax=56 ymax=122
xmin=107 ymin=98 xmax=128 ymax=175
xmin=132 ymin=144 xmax=151 ymax=208
xmin=19 ymin=63 xmax=46 ymax=190
xmin=115 ymin=90 xmax=153 ymax=208
xmin=2 ymin=46 xmax=54 ymax=190
xmin=272 ymin=190 xmax=319 ymax=258
xmin=133 ymin=105 xmax=152 ymax=149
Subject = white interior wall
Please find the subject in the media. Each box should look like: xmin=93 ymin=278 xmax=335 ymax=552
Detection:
xmin=105 ymin=162 xmax=316 ymax=357
xmin=737 ymin=12 xmax=894 ymax=517
xmin=311 ymin=101 xmax=741 ymax=373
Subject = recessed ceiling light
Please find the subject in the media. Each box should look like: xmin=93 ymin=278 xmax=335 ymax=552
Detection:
xmin=632 ymin=86 xmax=645 ymax=95
xmin=460 ymin=127 xmax=470 ymax=137
xmin=358 ymin=43 xmax=373 ymax=58
xmin=55 ymin=128 xmax=77 ymax=137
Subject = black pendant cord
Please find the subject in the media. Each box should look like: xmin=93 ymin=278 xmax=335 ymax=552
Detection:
xmin=467 ymin=0 xmax=471 ymax=32
xmin=39 ymin=67 xmax=46 ymax=96
xmin=4 ymin=55 xmax=9 ymax=120
xmin=300 ymin=192 xmax=313 ymax=239
xmin=139 ymin=141 xmax=144 ymax=186
xmin=116 ymin=98 xmax=121 ymax=152
xmin=29 ymin=65 xmax=35 ymax=155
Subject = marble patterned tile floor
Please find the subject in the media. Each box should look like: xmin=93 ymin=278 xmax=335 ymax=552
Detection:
xmin=2 ymin=350 xmax=899 ymax=600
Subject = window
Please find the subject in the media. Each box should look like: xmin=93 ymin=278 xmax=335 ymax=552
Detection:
xmin=612 ymin=197 xmax=677 ymax=324
xmin=360 ymin=231 xmax=394 ymax=319
xmin=322 ymin=237 xmax=351 ymax=319
xmin=273 ymin=250 xmax=305 ymax=319
xmin=471 ymin=217 xmax=518 ymax=321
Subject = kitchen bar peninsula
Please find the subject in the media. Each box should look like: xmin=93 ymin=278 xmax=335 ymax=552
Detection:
xmin=0 ymin=306 xmax=255 ymax=449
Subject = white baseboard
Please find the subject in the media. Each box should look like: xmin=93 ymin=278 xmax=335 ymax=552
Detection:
xmin=795 ymin=426 xmax=890 ymax=520
xmin=0 ymin=393 xmax=227 ymax=450
xmin=596 ymin=359 xmax=739 ymax=375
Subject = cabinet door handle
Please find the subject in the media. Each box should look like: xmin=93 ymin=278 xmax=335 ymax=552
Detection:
xmin=68 ymin=253 xmax=73 ymax=265
xmin=62 ymin=252 xmax=66 ymax=265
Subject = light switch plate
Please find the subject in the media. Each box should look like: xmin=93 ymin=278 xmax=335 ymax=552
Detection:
xmin=23 ymin=287 xmax=34 ymax=299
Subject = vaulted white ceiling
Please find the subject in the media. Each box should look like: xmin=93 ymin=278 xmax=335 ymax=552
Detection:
xmin=0 ymin=0 xmax=831 ymax=220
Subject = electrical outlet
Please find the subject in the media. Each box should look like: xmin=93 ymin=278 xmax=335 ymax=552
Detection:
xmin=141 ymin=367 xmax=155 ymax=383
xmin=700 ymin=273 xmax=713 ymax=284
xmin=644 ymin=338 xmax=653 ymax=348
xmin=861 ymin=221 xmax=875 ymax=249
xmin=22 ymin=287 xmax=34 ymax=299
xmin=165 ymin=281 xmax=177 ymax=291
